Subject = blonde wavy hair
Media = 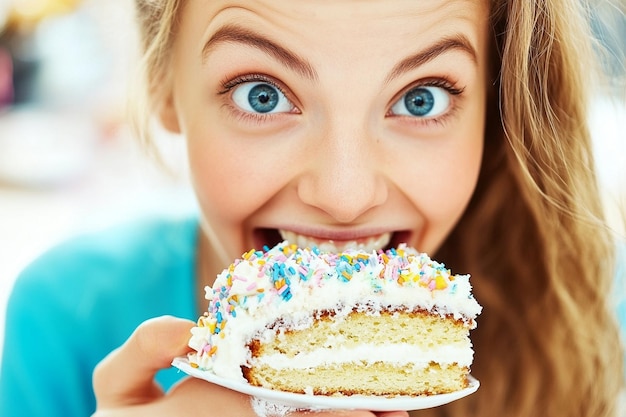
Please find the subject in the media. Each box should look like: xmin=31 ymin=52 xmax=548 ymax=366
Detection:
xmin=131 ymin=0 xmax=624 ymax=416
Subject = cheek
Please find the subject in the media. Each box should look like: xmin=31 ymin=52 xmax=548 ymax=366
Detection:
xmin=185 ymin=130 xmax=290 ymax=225
xmin=188 ymin=143 xmax=256 ymax=222
xmin=433 ymin=136 xmax=483 ymax=222
xmin=431 ymin=97 xmax=485 ymax=222
xmin=438 ymin=147 xmax=482 ymax=215
xmin=404 ymin=129 xmax=484 ymax=251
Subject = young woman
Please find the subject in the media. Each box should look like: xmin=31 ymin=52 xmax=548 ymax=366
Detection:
xmin=1 ymin=0 xmax=623 ymax=416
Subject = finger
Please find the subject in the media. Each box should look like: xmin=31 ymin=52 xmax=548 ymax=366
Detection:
xmin=296 ymin=411 xmax=383 ymax=417
xmin=93 ymin=315 xmax=195 ymax=408
xmin=165 ymin=377 xmax=255 ymax=415
xmin=297 ymin=411 xmax=409 ymax=417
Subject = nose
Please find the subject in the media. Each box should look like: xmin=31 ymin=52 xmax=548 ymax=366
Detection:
xmin=296 ymin=121 xmax=388 ymax=223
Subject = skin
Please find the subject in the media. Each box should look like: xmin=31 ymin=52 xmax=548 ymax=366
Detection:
xmin=94 ymin=0 xmax=490 ymax=415
xmin=93 ymin=316 xmax=411 ymax=416
xmin=160 ymin=0 xmax=490 ymax=288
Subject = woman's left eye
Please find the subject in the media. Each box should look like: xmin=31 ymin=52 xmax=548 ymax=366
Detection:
xmin=390 ymin=85 xmax=451 ymax=118
xmin=231 ymin=82 xmax=294 ymax=114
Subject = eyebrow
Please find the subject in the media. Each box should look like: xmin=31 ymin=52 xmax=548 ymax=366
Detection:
xmin=202 ymin=24 xmax=318 ymax=80
xmin=385 ymin=35 xmax=478 ymax=83
xmin=202 ymin=25 xmax=477 ymax=84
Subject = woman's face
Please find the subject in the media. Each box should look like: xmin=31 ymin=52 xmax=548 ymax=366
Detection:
xmin=162 ymin=0 xmax=490 ymax=270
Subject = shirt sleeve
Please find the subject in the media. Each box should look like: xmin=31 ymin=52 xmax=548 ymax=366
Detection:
xmin=0 ymin=262 xmax=98 ymax=417
xmin=0 ymin=216 xmax=198 ymax=417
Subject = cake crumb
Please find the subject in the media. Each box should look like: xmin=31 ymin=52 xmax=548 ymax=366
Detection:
xmin=250 ymin=397 xmax=298 ymax=417
xmin=250 ymin=397 xmax=329 ymax=417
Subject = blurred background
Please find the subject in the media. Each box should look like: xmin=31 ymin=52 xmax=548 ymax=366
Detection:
xmin=0 ymin=0 xmax=624 ymax=359
xmin=0 ymin=0 xmax=197 ymax=357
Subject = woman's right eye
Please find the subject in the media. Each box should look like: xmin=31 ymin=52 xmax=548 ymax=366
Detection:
xmin=231 ymin=81 xmax=294 ymax=114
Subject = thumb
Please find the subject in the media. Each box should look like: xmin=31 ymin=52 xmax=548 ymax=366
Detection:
xmin=93 ymin=315 xmax=194 ymax=408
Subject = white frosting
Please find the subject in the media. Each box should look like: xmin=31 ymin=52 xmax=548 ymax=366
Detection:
xmin=188 ymin=242 xmax=482 ymax=382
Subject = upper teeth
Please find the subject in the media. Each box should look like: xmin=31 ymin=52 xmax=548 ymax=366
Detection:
xmin=278 ymin=230 xmax=392 ymax=253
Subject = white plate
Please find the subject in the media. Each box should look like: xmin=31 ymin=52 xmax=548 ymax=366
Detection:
xmin=172 ymin=357 xmax=479 ymax=411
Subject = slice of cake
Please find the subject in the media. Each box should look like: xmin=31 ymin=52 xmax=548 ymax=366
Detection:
xmin=187 ymin=242 xmax=482 ymax=396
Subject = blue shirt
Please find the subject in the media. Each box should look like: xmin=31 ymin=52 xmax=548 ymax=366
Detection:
xmin=0 ymin=216 xmax=199 ymax=417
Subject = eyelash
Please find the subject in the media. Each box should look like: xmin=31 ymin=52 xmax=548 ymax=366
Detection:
xmin=218 ymin=74 xmax=465 ymax=127
xmin=218 ymin=73 xmax=299 ymax=124
xmin=218 ymin=73 xmax=287 ymax=96
xmin=387 ymin=78 xmax=465 ymax=128
xmin=217 ymin=73 xmax=296 ymax=124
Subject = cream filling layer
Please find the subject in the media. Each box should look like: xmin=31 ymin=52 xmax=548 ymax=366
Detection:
xmin=252 ymin=343 xmax=474 ymax=370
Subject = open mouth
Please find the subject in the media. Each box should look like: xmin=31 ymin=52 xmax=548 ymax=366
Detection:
xmin=254 ymin=229 xmax=410 ymax=253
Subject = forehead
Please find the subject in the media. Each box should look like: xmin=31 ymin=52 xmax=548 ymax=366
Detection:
xmin=175 ymin=0 xmax=490 ymax=55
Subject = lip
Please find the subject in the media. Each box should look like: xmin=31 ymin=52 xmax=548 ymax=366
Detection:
xmin=253 ymin=227 xmax=411 ymax=251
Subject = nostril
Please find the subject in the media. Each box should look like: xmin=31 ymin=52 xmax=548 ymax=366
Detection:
xmin=295 ymin=124 xmax=389 ymax=223
xmin=296 ymin=172 xmax=388 ymax=223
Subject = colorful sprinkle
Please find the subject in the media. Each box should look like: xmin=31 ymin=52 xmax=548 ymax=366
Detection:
xmin=195 ymin=241 xmax=473 ymax=362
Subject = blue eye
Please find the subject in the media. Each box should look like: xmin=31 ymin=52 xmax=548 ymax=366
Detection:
xmin=391 ymin=86 xmax=450 ymax=117
xmin=232 ymin=82 xmax=293 ymax=114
